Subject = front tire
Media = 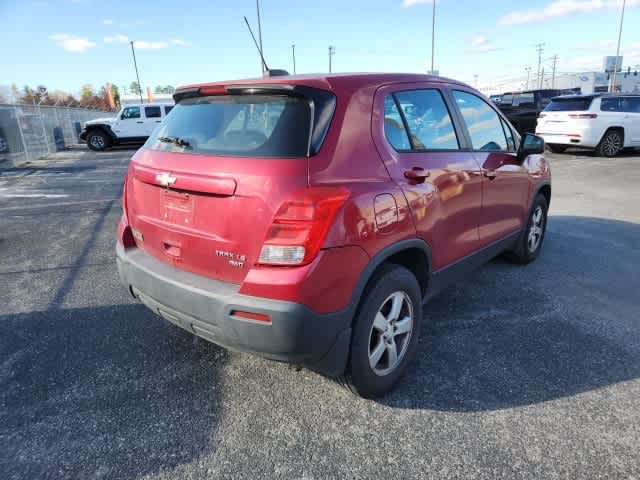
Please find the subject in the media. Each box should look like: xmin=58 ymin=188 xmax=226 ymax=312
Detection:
xmin=87 ymin=130 xmax=110 ymax=151
xmin=344 ymin=264 xmax=422 ymax=398
xmin=595 ymin=129 xmax=623 ymax=157
xmin=505 ymin=194 xmax=548 ymax=264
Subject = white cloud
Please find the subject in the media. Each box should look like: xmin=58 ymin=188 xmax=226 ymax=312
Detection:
xmin=171 ymin=38 xmax=190 ymax=46
xmin=102 ymin=19 xmax=114 ymax=25
xmin=134 ymin=40 xmax=169 ymax=49
xmin=104 ymin=34 xmax=129 ymax=43
xmin=499 ymin=0 xmax=639 ymax=25
xmin=469 ymin=34 xmax=497 ymax=52
xmin=402 ymin=0 xmax=432 ymax=7
xmin=49 ymin=33 xmax=96 ymax=52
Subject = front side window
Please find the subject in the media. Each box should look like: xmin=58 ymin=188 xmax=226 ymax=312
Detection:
xmin=383 ymin=96 xmax=410 ymax=150
xmin=121 ymin=106 xmax=141 ymax=119
xmin=145 ymin=95 xmax=311 ymax=158
xmin=600 ymin=97 xmax=621 ymax=112
xmin=393 ymin=89 xmax=459 ymax=150
xmin=145 ymin=106 xmax=161 ymax=118
xmin=452 ymin=90 xmax=507 ymax=151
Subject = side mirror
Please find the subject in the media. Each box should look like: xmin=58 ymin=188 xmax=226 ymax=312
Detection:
xmin=518 ymin=133 xmax=544 ymax=162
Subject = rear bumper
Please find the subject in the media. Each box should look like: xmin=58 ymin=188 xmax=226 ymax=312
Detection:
xmin=116 ymin=243 xmax=352 ymax=375
xmin=536 ymin=131 xmax=600 ymax=148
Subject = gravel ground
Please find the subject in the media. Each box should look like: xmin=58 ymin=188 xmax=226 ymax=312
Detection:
xmin=1 ymin=146 xmax=639 ymax=479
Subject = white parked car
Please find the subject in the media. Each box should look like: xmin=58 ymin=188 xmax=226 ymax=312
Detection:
xmin=536 ymin=94 xmax=640 ymax=157
xmin=80 ymin=102 xmax=174 ymax=151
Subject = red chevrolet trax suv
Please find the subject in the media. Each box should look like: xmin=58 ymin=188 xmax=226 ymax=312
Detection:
xmin=116 ymin=73 xmax=551 ymax=398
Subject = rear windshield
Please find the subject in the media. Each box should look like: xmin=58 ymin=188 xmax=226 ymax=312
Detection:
xmin=145 ymin=95 xmax=311 ymax=157
xmin=544 ymin=97 xmax=594 ymax=112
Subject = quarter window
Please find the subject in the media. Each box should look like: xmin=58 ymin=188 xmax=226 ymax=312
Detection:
xmin=145 ymin=106 xmax=162 ymax=118
xmin=393 ymin=89 xmax=459 ymax=150
xmin=500 ymin=117 xmax=516 ymax=152
xmin=121 ymin=106 xmax=141 ymax=119
xmin=452 ymin=90 xmax=508 ymax=151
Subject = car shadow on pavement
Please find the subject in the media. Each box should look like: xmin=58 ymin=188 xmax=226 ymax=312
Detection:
xmin=381 ymin=215 xmax=640 ymax=411
xmin=0 ymin=304 xmax=227 ymax=480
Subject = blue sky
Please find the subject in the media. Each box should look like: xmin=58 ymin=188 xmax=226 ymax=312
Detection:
xmin=1 ymin=0 xmax=640 ymax=95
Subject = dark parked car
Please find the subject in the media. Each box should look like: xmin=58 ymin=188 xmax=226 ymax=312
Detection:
xmin=497 ymin=89 xmax=575 ymax=134
xmin=116 ymin=73 xmax=551 ymax=398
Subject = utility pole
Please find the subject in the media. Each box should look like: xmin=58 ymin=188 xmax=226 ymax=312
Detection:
xmin=535 ymin=43 xmax=545 ymax=89
xmin=541 ymin=67 xmax=545 ymax=88
xmin=291 ymin=44 xmax=296 ymax=74
xmin=610 ymin=0 xmax=626 ymax=92
xmin=256 ymin=0 xmax=264 ymax=74
xmin=473 ymin=74 xmax=478 ymax=88
xmin=129 ymin=41 xmax=144 ymax=105
xmin=430 ymin=0 xmax=436 ymax=74
xmin=551 ymin=55 xmax=558 ymax=88
xmin=525 ymin=66 xmax=532 ymax=89
xmin=328 ymin=45 xmax=335 ymax=73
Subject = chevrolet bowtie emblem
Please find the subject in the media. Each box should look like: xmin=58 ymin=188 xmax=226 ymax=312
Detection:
xmin=155 ymin=172 xmax=176 ymax=187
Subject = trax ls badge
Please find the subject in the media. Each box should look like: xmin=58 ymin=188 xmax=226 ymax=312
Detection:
xmin=216 ymin=250 xmax=247 ymax=269
xmin=156 ymin=172 xmax=177 ymax=187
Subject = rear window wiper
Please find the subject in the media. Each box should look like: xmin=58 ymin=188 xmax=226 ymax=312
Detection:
xmin=158 ymin=136 xmax=191 ymax=148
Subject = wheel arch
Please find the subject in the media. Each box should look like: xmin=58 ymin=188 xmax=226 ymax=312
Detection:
xmin=349 ymin=239 xmax=432 ymax=318
xmin=535 ymin=182 xmax=551 ymax=209
xmin=86 ymin=124 xmax=117 ymax=140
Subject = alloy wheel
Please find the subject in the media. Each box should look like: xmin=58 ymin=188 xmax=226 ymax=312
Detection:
xmin=527 ymin=206 xmax=545 ymax=253
xmin=602 ymin=132 xmax=622 ymax=156
xmin=90 ymin=135 xmax=105 ymax=149
xmin=368 ymin=291 xmax=414 ymax=376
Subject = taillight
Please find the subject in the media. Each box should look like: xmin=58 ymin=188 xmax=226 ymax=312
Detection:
xmin=258 ymin=187 xmax=350 ymax=266
xmin=569 ymin=113 xmax=598 ymax=119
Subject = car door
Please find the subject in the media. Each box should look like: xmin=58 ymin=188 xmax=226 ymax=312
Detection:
xmin=450 ymin=89 xmax=530 ymax=247
xmin=372 ymin=84 xmax=483 ymax=271
xmin=113 ymin=105 xmax=145 ymax=138
xmin=620 ymin=96 xmax=640 ymax=144
xmin=143 ymin=105 xmax=163 ymax=136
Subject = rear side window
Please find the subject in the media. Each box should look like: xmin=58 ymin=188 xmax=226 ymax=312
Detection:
xmin=452 ymin=90 xmax=508 ymax=152
xmin=164 ymin=105 xmax=173 ymax=115
xmin=545 ymin=97 xmax=593 ymax=111
xmin=145 ymin=95 xmax=311 ymax=158
xmin=620 ymin=97 xmax=640 ymax=113
xmin=383 ymin=96 xmax=410 ymax=150
xmin=391 ymin=89 xmax=459 ymax=150
xmin=515 ymin=93 xmax=535 ymax=106
xmin=145 ymin=106 xmax=162 ymax=118
xmin=600 ymin=97 xmax=621 ymax=112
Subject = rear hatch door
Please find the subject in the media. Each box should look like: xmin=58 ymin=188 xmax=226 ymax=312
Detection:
xmin=126 ymin=87 xmax=334 ymax=284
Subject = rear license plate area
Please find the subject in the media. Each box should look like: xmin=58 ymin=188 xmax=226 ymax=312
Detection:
xmin=161 ymin=190 xmax=195 ymax=226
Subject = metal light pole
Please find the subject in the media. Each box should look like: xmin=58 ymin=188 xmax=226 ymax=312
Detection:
xmin=129 ymin=41 xmax=144 ymax=104
xmin=525 ymin=66 xmax=531 ymax=90
xmin=610 ymin=0 xmax=626 ymax=93
xmin=256 ymin=0 xmax=265 ymax=74
xmin=292 ymin=44 xmax=296 ymax=74
xmin=430 ymin=0 xmax=436 ymax=73
xmin=328 ymin=46 xmax=335 ymax=73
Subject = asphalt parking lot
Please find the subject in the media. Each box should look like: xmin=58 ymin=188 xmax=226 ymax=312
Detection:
xmin=1 ymin=146 xmax=639 ymax=479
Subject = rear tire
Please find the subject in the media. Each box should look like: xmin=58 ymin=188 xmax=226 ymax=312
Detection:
xmin=595 ymin=129 xmax=623 ymax=157
xmin=343 ymin=264 xmax=422 ymax=398
xmin=87 ymin=130 xmax=110 ymax=151
xmin=547 ymin=144 xmax=568 ymax=154
xmin=505 ymin=194 xmax=548 ymax=264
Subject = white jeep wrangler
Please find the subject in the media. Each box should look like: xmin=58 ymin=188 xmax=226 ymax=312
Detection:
xmin=80 ymin=102 xmax=174 ymax=151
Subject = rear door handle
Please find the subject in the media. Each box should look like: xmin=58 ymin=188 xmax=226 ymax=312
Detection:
xmin=404 ymin=167 xmax=430 ymax=182
xmin=483 ymin=170 xmax=497 ymax=179
xmin=136 ymin=121 xmax=144 ymax=124
xmin=155 ymin=120 xmax=161 ymax=123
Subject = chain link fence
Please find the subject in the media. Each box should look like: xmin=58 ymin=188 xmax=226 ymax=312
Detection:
xmin=0 ymin=104 xmax=113 ymax=166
